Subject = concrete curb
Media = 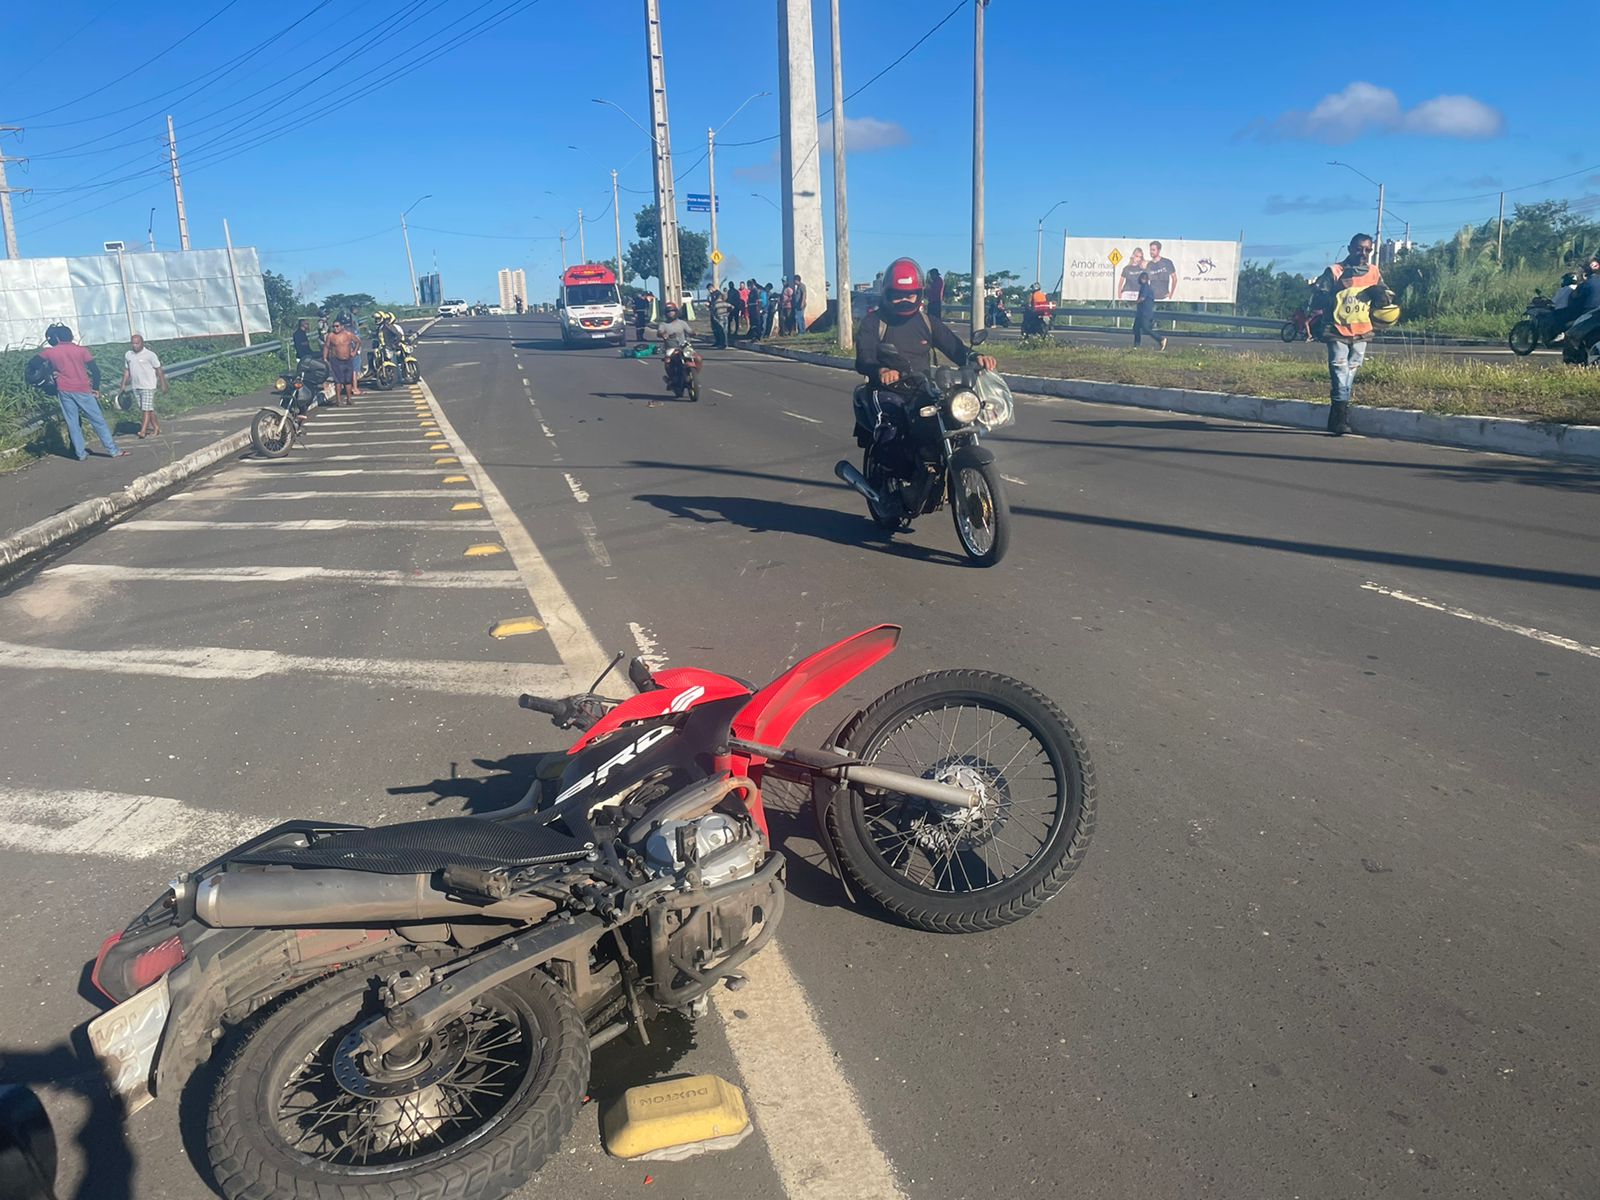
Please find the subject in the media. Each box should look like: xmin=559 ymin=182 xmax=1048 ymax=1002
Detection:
xmin=0 ymin=428 xmax=252 ymax=575
xmin=743 ymin=344 xmax=1600 ymax=464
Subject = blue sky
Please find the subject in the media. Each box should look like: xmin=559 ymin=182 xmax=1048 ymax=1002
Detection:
xmin=3 ymin=0 xmax=1596 ymax=305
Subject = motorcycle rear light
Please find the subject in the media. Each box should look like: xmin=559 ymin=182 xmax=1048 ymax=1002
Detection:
xmin=90 ymin=931 xmax=123 ymax=1001
xmin=130 ymin=936 xmax=185 ymax=991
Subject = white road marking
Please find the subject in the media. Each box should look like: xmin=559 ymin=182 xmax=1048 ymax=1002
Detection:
xmin=114 ymin=518 xmax=493 ymax=532
xmin=0 ymin=639 xmax=572 ymax=695
xmin=444 ymin=360 xmax=482 ymax=368
xmin=418 ymin=379 xmax=610 ymax=684
xmin=575 ymin=512 xmax=611 ymax=567
xmin=244 ymin=468 xmax=455 ymax=477
xmin=204 ymin=490 xmax=477 ymax=501
xmin=627 ymin=621 xmax=667 ymax=671
xmin=715 ymin=949 xmax=907 ymax=1200
xmin=243 ymin=454 xmax=444 ymax=464
xmin=711 ymin=387 xmax=733 ymax=397
xmin=1001 ymin=474 xmax=1027 ymax=486
xmin=44 ymin=564 xmax=521 ymax=588
xmin=539 ymin=421 xmax=556 ymax=439
xmin=0 ymin=789 xmax=271 ymax=863
xmin=292 ymin=439 xmax=443 ymax=448
xmin=1361 ymin=582 xmax=1600 ymax=660
xmin=782 ymin=410 xmax=823 ymax=424
xmin=522 ymin=376 xmax=530 ymax=387
xmin=563 ymin=473 xmax=590 ymax=503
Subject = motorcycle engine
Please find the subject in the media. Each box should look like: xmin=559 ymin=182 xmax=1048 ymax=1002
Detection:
xmin=642 ymin=813 xmax=762 ymax=888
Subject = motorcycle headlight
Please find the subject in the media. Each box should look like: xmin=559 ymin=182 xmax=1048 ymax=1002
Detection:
xmin=946 ymin=389 xmax=981 ymax=425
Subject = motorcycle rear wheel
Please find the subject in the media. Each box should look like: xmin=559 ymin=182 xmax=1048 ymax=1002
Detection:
xmin=827 ymin=670 xmax=1096 ymax=932
xmin=206 ymin=957 xmax=588 ymax=1200
xmin=1508 ymin=320 xmax=1536 ymax=356
xmin=250 ymin=409 xmax=294 ymax=458
xmin=1279 ymin=321 xmax=1298 ymax=343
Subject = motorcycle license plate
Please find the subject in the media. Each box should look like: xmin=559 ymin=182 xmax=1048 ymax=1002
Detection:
xmin=86 ymin=975 xmax=170 ymax=1114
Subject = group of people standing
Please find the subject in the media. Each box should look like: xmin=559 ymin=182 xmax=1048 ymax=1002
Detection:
xmin=707 ymin=276 xmax=809 ymax=349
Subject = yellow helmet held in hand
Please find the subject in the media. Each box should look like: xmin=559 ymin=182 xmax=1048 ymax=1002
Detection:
xmin=1370 ymin=303 xmax=1402 ymax=327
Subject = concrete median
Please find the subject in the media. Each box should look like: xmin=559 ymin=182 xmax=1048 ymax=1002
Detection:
xmin=744 ymin=343 xmax=1600 ymax=464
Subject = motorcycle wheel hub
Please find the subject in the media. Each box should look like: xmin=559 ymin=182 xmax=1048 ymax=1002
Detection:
xmin=332 ymin=1023 xmax=469 ymax=1100
xmin=910 ymin=762 xmax=1002 ymax=852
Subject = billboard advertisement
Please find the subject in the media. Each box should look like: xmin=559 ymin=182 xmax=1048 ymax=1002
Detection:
xmin=0 ymin=247 xmax=270 ymax=351
xmin=1060 ymin=237 xmax=1240 ymax=304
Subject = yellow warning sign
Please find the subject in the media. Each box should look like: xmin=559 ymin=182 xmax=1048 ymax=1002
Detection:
xmin=1108 ymin=248 xmax=1124 ymax=268
xmin=711 ymin=249 xmax=724 ymax=266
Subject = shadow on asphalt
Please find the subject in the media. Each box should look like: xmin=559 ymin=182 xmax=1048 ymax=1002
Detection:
xmin=0 ymin=1040 xmax=134 ymax=1199
xmin=635 ymin=490 xmax=970 ymax=567
xmin=590 ymin=391 xmax=694 ymax=404
xmin=1057 ymin=417 xmax=1320 ymax=435
xmin=1014 ymin=506 xmax=1600 ymax=590
xmin=387 ymin=753 xmax=556 ymax=815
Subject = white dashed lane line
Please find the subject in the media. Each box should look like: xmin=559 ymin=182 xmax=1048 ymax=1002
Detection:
xmin=563 ymin=473 xmax=590 ymax=503
xmin=782 ymin=410 xmax=823 ymax=424
xmin=1361 ymin=581 xmax=1600 ymax=660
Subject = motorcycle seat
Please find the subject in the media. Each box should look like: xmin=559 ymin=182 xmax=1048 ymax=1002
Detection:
xmin=232 ymin=817 xmax=590 ymax=875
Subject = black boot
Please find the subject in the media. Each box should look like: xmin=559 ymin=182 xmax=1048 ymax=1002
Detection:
xmin=1327 ymin=400 xmax=1350 ymax=435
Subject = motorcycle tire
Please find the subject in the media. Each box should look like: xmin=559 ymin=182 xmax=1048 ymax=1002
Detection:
xmin=948 ymin=458 xmax=1010 ymax=567
xmin=862 ymin=449 xmax=905 ymax=533
xmin=377 ymin=364 xmax=396 ymax=391
xmin=688 ymin=377 xmax=700 ymax=402
xmin=405 ymin=361 xmax=421 ymax=383
xmin=206 ymin=956 xmax=588 ymax=1200
xmin=1508 ymin=320 xmax=1536 ymax=356
xmin=826 ymin=670 xmax=1096 ymax=933
xmin=1279 ymin=321 xmax=1299 ymax=343
xmin=250 ymin=409 xmax=294 ymax=458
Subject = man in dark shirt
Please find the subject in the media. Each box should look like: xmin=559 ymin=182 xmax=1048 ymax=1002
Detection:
xmin=1144 ymin=240 xmax=1178 ymax=301
xmin=292 ymin=319 xmax=314 ymax=360
xmin=854 ymin=257 xmax=996 ymax=384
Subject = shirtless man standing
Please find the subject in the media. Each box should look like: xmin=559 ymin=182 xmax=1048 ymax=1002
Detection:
xmin=322 ymin=320 xmax=359 ymax=405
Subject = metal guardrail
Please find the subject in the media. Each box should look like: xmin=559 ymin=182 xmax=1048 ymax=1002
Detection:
xmin=8 ymin=338 xmax=285 ymax=448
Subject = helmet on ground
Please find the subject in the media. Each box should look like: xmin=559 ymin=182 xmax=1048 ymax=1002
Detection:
xmin=1370 ymin=303 xmax=1402 ymax=327
xmin=880 ymin=257 xmax=923 ymax=317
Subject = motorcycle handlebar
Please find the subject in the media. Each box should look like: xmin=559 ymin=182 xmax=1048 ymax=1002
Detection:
xmin=517 ymin=694 xmax=569 ymax=717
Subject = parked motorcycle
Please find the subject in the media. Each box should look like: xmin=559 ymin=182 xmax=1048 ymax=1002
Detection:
xmin=251 ymin=358 xmax=331 ymax=458
xmin=835 ymin=336 xmax=1017 ymax=567
xmin=86 ymin=625 xmax=1094 ymax=1199
xmin=1560 ymin=307 xmax=1600 ymax=366
xmin=663 ymin=344 xmax=701 ymax=401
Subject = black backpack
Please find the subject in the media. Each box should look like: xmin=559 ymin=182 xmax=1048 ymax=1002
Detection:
xmin=24 ymin=354 xmax=57 ymax=396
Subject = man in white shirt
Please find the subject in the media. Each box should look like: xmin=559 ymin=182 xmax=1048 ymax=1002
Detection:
xmin=120 ymin=333 xmax=168 ymax=438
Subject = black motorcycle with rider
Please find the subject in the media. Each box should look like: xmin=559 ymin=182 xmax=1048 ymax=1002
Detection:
xmin=835 ymin=258 xmax=1018 ymax=567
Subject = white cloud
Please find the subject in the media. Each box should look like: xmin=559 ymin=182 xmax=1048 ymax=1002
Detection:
xmin=1400 ymin=95 xmax=1505 ymax=139
xmin=1257 ymin=82 xmax=1504 ymax=143
xmin=817 ymin=115 xmax=911 ymax=154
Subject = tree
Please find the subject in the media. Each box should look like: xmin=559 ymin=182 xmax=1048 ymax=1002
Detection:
xmin=321 ymin=292 xmax=378 ymax=316
xmin=262 ymin=269 xmax=306 ymax=332
xmin=623 ymin=206 xmax=709 ymax=296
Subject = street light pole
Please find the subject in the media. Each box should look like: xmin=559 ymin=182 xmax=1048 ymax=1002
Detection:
xmin=829 ymin=0 xmax=851 ymax=351
xmin=612 ymin=169 xmax=625 ymax=284
xmin=971 ymin=0 xmax=989 ymax=333
xmin=577 ymin=209 xmax=586 ymax=262
xmin=707 ymin=127 xmax=721 ymax=292
xmin=1034 ymin=199 xmax=1067 ymax=288
xmin=1328 ymin=160 xmax=1383 ymax=259
xmin=401 ymin=194 xmax=430 ymax=308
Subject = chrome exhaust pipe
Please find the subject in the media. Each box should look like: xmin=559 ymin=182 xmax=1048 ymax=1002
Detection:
xmin=195 ymin=868 xmax=554 ymax=928
xmin=834 ymin=460 xmax=882 ymax=506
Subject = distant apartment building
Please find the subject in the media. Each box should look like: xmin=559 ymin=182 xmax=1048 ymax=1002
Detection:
xmin=498 ymin=268 xmax=527 ymax=311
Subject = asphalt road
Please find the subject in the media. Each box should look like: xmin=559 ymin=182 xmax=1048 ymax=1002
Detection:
xmin=1 ymin=313 xmax=1596 ymax=1199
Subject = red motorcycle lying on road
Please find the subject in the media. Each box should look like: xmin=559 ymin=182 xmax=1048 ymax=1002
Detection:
xmin=87 ymin=625 xmax=1095 ymax=1200
xmin=663 ymin=343 xmax=702 ymax=402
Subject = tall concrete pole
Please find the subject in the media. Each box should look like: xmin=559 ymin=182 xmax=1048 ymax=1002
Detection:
xmin=612 ymin=169 xmax=626 ymax=283
xmin=777 ymin=0 xmax=827 ymax=327
xmin=644 ymin=0 xmax=684 ymax=302
xmin=1374 ymin=181 xmax=1384 ymax=266
xmin=0 ymin=128 xmax=27 ymax=260
xmin=1496 ymin=191 xmax=1505 ymax=263
xmin=167 ymin=115 xmax=191 ymax=251
xmin=401 ymin=213 xmax=419 ymax=306
xmin=828 ymin=0 xmax=851 ymax=350
xmin=707 ymin=127 xmax=721 ymax=292
xmin=560 ymin=230 xmax=568 ymax=271
xmin=971 ymin=0 xmax=988 ymax=332
xmin=577 ymin=208 xmax=586 ymax=262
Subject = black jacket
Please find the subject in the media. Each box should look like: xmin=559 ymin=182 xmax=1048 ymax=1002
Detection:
xmin=854 ymin=308 xmax=971 ymax=383
xmin=1572 ymin=274 xmax=1600 ymax=315
xmin=292 ymin=329 xmax=313 ymax=359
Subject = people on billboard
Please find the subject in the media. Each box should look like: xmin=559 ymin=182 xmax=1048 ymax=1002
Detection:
xmin=1145 ymin=241 xmax=1178 ymax=301
xmin=1117 ymin=248 xmax=1147 ymax=300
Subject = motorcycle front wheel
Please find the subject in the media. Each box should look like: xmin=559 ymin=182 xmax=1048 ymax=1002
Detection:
xmin=949 ymin=459 xmax=1010 ymax=567
xmin=1279 ymin=321 xmax=1299 ymax=343
xmin=206 ymin=958 xmax=588 ymax=1200
xmin=1508 ymin=320 xmax=1536 ymax=356
xmin=405 ymin=361 xmax=421 ymax=383
xmin=250 ymin=409 xmax=294 ymax=458
xmin=827 ymin=671 xmax=1096 ymax=932
xmin=377 ymin=363 xmax=397 ymax=391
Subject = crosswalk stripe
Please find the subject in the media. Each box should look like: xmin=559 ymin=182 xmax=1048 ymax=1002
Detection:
xmin=0 ymin=789 xmax=272 ymax=862
xmin=113 ymin=518 xmax=493 ymax=532
xmin=43 ymin=564 xmax=522 ymax=588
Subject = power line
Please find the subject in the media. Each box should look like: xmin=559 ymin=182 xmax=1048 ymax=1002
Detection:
xmin=1395 ymin=162 xmax=1600 ymax=206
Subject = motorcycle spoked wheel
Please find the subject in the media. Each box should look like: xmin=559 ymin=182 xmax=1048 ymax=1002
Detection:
xmin=250 ymin=409 xmax=295 ymax=458
xmin=405 ymin=361 xmax=421 ymax=383
xmin=206 ymin=959 xmax=588 ymax=1200
xmin=826 ymin=670 xmax=1096 ymax=933
xmin=1508 ymin=320 xmax=1537 ymax=356
xmin=688 ymin=375 xmax=700 ymax=402
xmin=1279 ymin=321 xmax=1299 ymax=343
xmin=376 ymin=363 xmax=397 ymax=391
xmin=948 ymin=460 xmax=1010 ymax=567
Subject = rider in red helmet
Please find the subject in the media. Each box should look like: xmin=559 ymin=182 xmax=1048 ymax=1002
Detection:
xmin=855 ymin=256 xmax=997 ymax=385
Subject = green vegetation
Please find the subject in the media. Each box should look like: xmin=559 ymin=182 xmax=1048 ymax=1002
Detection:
xmin=765 ymin=335 xmax=1600 ymax=425
xmin=624 ymin=206 xmax=710 ymax=292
